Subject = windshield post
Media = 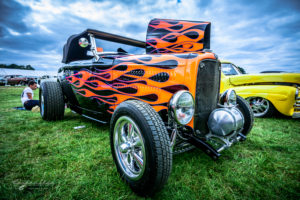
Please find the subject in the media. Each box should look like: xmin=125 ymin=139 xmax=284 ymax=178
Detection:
xmin=88 ymin=33 xmax=100 ymax=62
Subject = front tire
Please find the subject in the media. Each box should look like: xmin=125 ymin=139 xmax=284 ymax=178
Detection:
xmin=39 ymin=82 xmax=65 ymax=121
xmin=236 ymin=95 xmax=254 ymax=136
xmin=110 ymin=100 xmax=172 ymax=197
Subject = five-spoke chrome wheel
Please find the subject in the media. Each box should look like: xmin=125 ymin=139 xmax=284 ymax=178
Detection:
xmin=113 ymin=116 xmax=146 ymax=180
xmin=246 ymin=97 xmax=270 ymax=117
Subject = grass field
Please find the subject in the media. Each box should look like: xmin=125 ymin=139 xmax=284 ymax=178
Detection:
xmin=0 ymin=86 xmax=299 ymax=200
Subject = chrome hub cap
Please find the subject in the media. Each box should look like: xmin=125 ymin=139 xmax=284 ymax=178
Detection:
xmin=41 ymin=94 xmax=44 ymax=116
xmin=113 ymin=116 xmax=146 ymax=180
xmin=246 ymin=97 xmax=269 ymax=117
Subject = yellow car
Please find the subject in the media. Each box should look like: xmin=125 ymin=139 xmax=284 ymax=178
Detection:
xmin=221 ymin=61 xmax=300 ymax=118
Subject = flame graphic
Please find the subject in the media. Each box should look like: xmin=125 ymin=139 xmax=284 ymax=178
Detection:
xmin=146 ymin=19 xmax=210 ymax=54
xmin=67 ymin=54 xmax=194 ymax=114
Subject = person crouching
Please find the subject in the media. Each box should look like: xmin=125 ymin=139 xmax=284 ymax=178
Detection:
xmin=21 ymin=81 xmax=39 ymax=110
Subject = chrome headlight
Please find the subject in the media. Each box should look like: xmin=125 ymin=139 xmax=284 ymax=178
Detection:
xmin=169 ymin=90 xmax=195 ymax=125
xmin=219 ymin=89 xmax=237 ymax=107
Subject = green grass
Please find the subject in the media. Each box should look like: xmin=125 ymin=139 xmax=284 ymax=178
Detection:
xmin=0 ymin=86 xmax=299 ymax=200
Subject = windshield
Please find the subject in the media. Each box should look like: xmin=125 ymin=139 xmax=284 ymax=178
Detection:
xmin=221 ymin=63 xmax=241 ymax=75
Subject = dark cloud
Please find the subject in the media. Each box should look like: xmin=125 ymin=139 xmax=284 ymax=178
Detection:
xmin=0 ymin=0 xmax=299 ymax=73
xmin=0 ymin=0 xmax=30 ymax=34
xmin=0 ymin=26 xmax=5 ymax=37
xmin=0 ymin=34 xmax=58 ymax=51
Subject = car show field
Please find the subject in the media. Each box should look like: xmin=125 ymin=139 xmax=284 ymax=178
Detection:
xmin=0 ymin=86 xmax=299 ymax=199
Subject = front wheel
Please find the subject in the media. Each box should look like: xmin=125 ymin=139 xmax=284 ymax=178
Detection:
xmin=110 ymin=100 xmax=172 ymax=197
xmin=236 ymin=95 xmax=254 ymax=136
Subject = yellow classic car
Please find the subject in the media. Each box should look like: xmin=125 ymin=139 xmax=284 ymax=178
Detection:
xmin=221 ymin=61 xmax=300 ymax=118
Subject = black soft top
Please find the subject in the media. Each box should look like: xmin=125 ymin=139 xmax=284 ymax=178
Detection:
xmin=62 ymin=29 xmax=146 ymax=64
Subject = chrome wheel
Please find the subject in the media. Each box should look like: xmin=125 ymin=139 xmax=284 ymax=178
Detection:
xmin=246 ymin=97 xmax=269 ymax=117
xmin=113 ymin=116 xmax=146 ymax=180
xmin=41 ymin=93 xmax=44 ymax=116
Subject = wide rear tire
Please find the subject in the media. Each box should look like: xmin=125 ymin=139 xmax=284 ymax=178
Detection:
xmin=110 ymin=100 xmax=172 ymax=197
xmin=39 ymin=82 xmax=65 ymax=121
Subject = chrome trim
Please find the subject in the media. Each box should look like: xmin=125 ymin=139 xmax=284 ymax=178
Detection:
xmin=208 ymin=107 xmax=244 ymax=136
xmin=113 ymin=116 xmax=146 ymax=180
xmin=78 ymin=37 xmax=89 ymax=48
xmin=292 ymin=112 xmax=300 ymax=118
xmin=81 ymin=114 xmax=107 ymax=124
xmin=88 ymin=33 xmax=100 ymax=62
xmin=206 ymin=106 xmax=244 ymax=152
xmin=41 ymin=93 xmax=44 ymax=116
xmin=169 ymin=90 xmax=195 ymax=125
xmin=219 ymin=89 xmax=237 ymax=107
xmin=294 ymin=88 xmax=300 ymax=115
xmin=246 ymin=97 xmax=270 ymax=117
xmin=170 ymin=129 xmax=177 ymax=149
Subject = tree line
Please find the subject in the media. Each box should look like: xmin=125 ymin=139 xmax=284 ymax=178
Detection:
xmin=0 ymin=64 xmax=35 ymax=70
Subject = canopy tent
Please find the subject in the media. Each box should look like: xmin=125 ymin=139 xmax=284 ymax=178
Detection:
xmin=0 ymin=68 xmax=57 ymax=77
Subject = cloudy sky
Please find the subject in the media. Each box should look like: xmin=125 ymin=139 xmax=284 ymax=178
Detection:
xmin=0 ymin=0 xmax=300 ymax=73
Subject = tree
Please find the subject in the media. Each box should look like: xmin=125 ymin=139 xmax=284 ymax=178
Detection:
xmin=0 ymin=64 xmax=35 ymax=70
xmin=25 ymin=65 xmax=35 ymax=70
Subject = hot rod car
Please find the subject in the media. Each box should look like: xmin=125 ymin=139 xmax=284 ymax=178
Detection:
xmin=39 ymin=19 xmax=253 ymax=196
xmin=221 ymin=61 xmax=300 ymax=118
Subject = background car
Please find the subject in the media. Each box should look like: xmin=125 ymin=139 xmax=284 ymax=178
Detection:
xmin=221 ymin=60 xmax=300 ymax=118
xmin=0 ymin=75 xmax=6 ymax=85
xmin=3 ymin=75 xmax=34 ymax=86
xmin=37 ymin=75 xmax=57 ymax=87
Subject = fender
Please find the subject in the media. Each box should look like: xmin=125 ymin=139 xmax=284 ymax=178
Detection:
xmin=233 ymin=85 xmax=297 ymax=116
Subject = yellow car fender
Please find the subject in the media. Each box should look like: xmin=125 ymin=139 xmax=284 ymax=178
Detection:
xmin=232 ymin=85 xmax=297 ymax=116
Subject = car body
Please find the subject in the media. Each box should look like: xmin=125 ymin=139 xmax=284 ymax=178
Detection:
xmin=4 ymin=75 xmax=33 ymax=86
xmin=37 ymin=75 xmax=57 ymax=87
xmin=39 ymin=19 xmax=254 ymax=196
xmin=0 ymin=75 xmax=6 ymax=85
xmin=221 ymin=60 xmax=300 ymax=118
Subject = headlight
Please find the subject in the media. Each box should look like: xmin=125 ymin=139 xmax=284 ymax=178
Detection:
xmin=219 ymin=89 xmax=237 ymax=107
xmin=169 ymin=90 xmax=195 ymax=125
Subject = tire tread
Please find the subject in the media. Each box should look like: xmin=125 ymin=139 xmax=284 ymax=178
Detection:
xmin=40 ymin=81 xmax=64 ymax=121
xmin=110 ymin=100 xmax=172 ymax=196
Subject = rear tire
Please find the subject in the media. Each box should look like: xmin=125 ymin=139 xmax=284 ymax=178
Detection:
xmin=236 ymin=96 xmax=254 ymax=136
xmin=110 ymin=100 xmax=172 ymax=197
xmin=39 ymin=82 xmax=65 ymax=121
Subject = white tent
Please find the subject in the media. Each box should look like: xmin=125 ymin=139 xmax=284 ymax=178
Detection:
xmin=0 ymin=68 xmax=57 ymax=77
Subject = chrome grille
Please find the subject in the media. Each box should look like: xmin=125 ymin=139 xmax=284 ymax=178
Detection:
xmin=194 ymin=59 xmax=221 ymax=135
xmin=294 ymin=87 xmax=300 ymax=113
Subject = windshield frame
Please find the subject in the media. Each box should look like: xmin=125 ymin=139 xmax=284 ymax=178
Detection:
xmin=221 ymin=63 xmax=242 ymax=76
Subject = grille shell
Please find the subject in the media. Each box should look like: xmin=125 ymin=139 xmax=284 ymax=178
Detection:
xmin=194 ymin=59 xmax=221 ymax=135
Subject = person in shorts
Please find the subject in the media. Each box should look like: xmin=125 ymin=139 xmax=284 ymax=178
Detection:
xmin=21 ymin=81 xmax=39 ymax=110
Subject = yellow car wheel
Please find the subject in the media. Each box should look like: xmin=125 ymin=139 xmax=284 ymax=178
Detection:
xmin=246 ymin=97 xmax=275 ymax=117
